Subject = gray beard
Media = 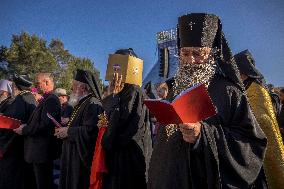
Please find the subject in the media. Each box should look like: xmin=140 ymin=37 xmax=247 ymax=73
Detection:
xmin=68 ymin=93 xmax=80 ymax=107
xmin=173 ymin=59 xmax=217 ymax=96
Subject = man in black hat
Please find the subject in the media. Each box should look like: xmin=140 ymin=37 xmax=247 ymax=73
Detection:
xmin=55 ymin=69 xmax=103 ymax=189
xmin=148 ymin=13 xmax=267 ymax=189
xmin=13 ymin=73 xmax=61 ymax=189
xmin=0 ymin=74 xmax=37 ymax=189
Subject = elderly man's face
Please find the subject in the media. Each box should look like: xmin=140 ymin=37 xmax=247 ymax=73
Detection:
xmin=179 ymin=47 xmax=212 ymax=65
xmin=72 ymin=80 xmax=87 ymax=97
xmin=35 ymin=75 xmax=53 ymax=94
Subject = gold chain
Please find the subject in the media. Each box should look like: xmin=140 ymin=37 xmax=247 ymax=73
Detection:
xmin=66 ymin=95 xmax=93 ymax=128
xmin=18 ymin=90 xmax=30 ymax=96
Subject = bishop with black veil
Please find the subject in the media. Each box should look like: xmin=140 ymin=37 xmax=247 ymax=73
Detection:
xmin=147 ymin=13 xmax=267 ymax=189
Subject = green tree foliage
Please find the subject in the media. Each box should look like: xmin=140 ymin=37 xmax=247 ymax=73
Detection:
xmin=0 ymin=32 xmax=101 ymax=92
xmin=0 ymin=46 xmax=9 ymax=78
xmin=6 ymin=32 xmax=58 ymax=76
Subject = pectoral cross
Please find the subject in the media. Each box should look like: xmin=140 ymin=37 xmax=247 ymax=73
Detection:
xmin=189 ymin=21 xmax=195 ymax=30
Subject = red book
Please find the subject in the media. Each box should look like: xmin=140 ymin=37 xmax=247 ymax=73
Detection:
xmin=0 ymin=115 xmax=21 ymax=129
xmin=144 ymin=84 xmax=217 ymax=125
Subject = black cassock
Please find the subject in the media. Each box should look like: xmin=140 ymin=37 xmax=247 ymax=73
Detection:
xmin=0 ymin=96 xmax=14 ymax=113
xmin=0 ymin=92 xmax=37 ymax=189
xmin=59 ymin=94 xmax=103 ymax=189
xmin=0 ymin=96 xmax=15 ymax=158
xmin=101 ymin=84 xmax=149 ymax=189
xmin=148 ymin=75 xmax=267 ymax=189
xmin=61 ymin=103 xmax=73 ymax=118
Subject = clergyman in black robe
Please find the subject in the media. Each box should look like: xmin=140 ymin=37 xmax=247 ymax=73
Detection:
xmin=101 ymin=48 xmax=148 ymax=189
xmin=147 ymin=13 xmax=267 ymax=189
xmin=56 ymin=69 xmax=103 ymax=189
xmin=14 ymin=73 xmax=61 ymax=189
xmin=0 ymin=74 xmax=37 ymax=189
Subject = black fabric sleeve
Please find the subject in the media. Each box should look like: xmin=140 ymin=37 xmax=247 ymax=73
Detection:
xmin=67 ymin=102 xmax=103 ymax=167
xmin=22 ymin=96 xmax=61 ymax=136
xmin=199 ymin=87 xmax=267 ymax=188
xmin=62 ymin=105 xmax=73 ymax=118
xmin=102 ymin=89 xmax=143 ymax=151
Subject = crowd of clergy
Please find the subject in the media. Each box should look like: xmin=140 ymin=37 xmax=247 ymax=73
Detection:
xmin=0 ymin=12 xmax=284 ymax=189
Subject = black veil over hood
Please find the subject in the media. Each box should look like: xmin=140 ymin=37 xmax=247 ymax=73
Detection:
xmin=74 ymin=69 xmax=102 ymax=100
xmin=177 ymin=13 xmax=244 ymax=91
xmin=234 ymin=49 xmax=266 ymax=86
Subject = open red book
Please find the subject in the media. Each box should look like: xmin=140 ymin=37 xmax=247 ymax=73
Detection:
xmin=0 ymin=115 xmax=21 ymax=129
xmin=144 ymin=84 xmax=217 ymax=125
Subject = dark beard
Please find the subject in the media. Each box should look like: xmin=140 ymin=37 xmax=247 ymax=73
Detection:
xmin=173 ymin=59 xmax=217 ymax=96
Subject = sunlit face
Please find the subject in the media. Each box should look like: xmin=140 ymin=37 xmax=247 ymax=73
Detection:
xmin=35 ymin=76 xmax=46 ymax=94
xmin=179 ymin=47 xmax=212 ymax=65
xmin=173 ymin=46 xmax=217 ymax=95
xmin=35 ymin=75 xmax=53 ymax=94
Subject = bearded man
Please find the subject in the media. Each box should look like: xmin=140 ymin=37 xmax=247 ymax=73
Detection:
xmin=147 ymin=13 xmax=267 ymax=189
xmin=56 ymin=69 xmax=103 ymax=189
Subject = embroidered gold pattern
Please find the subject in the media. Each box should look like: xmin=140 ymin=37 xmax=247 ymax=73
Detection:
xmin=98 ymin=113 xmax=108 ymax=128
xmin=247 ymin=82 xmax=284 ymax=188
xmin=67 ymin=95 xmax=92 ymax=128
xmin=165 ymin=124 xmax=179 ymax=140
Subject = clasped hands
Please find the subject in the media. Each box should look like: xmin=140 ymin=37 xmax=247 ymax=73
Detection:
xmin=13 ymin=123 xmax=68 ymax=139
xmin=54 ymin=127 xmax=68 ymax=139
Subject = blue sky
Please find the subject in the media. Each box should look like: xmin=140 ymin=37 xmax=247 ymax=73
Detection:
xmin=1 ymin=0 xmax=283 ymax=86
